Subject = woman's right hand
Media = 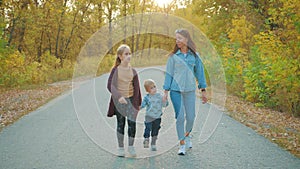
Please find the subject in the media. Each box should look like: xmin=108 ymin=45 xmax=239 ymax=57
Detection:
xmin=118 ymin=97 xmax=128 ymax=104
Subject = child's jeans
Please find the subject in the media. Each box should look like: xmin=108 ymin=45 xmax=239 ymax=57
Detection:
xmin=143 ymin=116 xmax=161 ymax=139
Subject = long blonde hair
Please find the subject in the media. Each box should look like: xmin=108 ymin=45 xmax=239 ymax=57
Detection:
xmin=114 ymin=44 xmax=130 ymax=67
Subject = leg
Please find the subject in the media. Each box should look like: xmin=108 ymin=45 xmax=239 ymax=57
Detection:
xmin=143 ymin=116 xmax=153 ymax=139
xmin=170 ymin=91 xmax=185 ymax=141
xmin=151 ymin=118 xmax=161 ymax=145
xmin=171 ymin=91 xmax=188 ymax=155
xmin=115 ymin=109 xmax=126 ymax=148
xmin=183 ymin=91 xmax=196 ymax=135
xmin=127 ymin=118 xmax=136 ymax=146
xmin=143 ymin=120 xmax=152 ymax=148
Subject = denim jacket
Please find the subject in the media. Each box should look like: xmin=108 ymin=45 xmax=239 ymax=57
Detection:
xmin=140 ymin=93 xmax=168 ymax=119
xmin=163 ymin=49 xmax=207 ymax=92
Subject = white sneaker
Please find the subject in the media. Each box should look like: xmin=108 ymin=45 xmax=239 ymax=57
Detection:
xmin=128 ymin=146 xmax=137 ymax=157
xmin=117 ymin=147 xmax=125 ymax=157
xmin=177 ymin=144 xmax=186 ymax=155
xmin=185 ymin=136 xmax=192 ymax=149
xmin=151 ymin=145 xmax=157 ymax=151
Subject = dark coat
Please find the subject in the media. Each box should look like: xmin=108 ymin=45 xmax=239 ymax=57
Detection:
xmin=106 ymin=66 xmax=141 ymax=117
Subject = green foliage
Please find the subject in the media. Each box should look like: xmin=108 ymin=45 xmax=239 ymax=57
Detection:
xmin=97 ymin=54 xmax=115 ymax=76
xmin=242 ymin=31 xmax=300 ymax=116
xmin=0 ymin=51 xmax=73 ymax=87
xmin=198 ymin=0 xmax=300 ymax=116
xmin=0 ymin=51 xmax=28 ymax=86
xmin=221 ymin=46 xmax=244 ymax=94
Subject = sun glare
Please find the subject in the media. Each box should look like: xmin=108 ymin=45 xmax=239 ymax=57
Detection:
xmin=154 ymin=0 xmax=174 ymax=7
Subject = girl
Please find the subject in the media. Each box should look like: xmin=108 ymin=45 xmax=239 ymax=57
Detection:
xmin=107 ymin=44 xmax=141 ymax=157
xmin=163 ymin=29 xmax=208 ymax=155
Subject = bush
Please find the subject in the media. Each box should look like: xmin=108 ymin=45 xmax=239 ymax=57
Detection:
xmin=0 ymin=50 xmax=74 ymax=87
xmin=243 ymin=32 xmax=300 ymax=116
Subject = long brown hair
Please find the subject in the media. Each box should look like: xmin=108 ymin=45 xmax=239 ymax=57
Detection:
xmin=170 ymin=29 xmax=197 ymax=57
xmin=114 ymin=44 xmax=130 ymax=67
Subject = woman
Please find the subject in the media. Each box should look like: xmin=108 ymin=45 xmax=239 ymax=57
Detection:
xmin=163 ymin=29 xmax=208 ymax=155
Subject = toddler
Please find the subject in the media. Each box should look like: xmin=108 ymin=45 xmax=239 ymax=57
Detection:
xmin=140 ymin=79 xmax=168 ymax=151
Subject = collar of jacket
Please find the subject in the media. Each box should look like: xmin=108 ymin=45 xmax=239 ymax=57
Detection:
xmin=175 ymin=49 xmax=193 ymax=55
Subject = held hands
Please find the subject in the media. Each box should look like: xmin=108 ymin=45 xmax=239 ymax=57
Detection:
xmin=118 ymin=97 xmax=128 ymax=104
xmin=163 ymin=90 xmax=169 ymax=102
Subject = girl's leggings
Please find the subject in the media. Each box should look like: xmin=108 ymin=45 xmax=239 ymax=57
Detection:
xmin=114 ymin=97 xmax=136 ymax=147
xmin=170 ymin=90 xmax=196 ymax=141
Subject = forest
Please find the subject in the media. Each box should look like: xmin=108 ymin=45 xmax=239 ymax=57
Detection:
xmin=0 ymin=0 xmax=299 ymax=116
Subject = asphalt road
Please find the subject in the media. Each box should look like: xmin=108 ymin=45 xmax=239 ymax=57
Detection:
xmin=0 ymin=67 xmax=299 ymax=169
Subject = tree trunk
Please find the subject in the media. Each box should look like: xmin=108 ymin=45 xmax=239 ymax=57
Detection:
xmin=55 ymin=0 xmax=68 ymax=67
xmin=131 ymin=3 xmax=135 ymax=55
xmin=123 ymin=0 xmax=127 ymax=43
xmin=148 ymin=23 xmax=153 ymax=58
xmin=135 ymin=0 xmax=145 ymax=55
xmin=141 ymin=16 xmax=151 ymax=58
xmin=7 ymin=0 xmax=30 ymax=53
xmin=107 ymin=0 xmax=114 ymax=54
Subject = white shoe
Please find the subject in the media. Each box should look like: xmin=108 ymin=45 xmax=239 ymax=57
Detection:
xmin=117 ymin=147 xmax=125 ymax=157
xmin=185 ymin=136 xmax=192 ymax=149
xmin=151 ymin=145 xmax=157 ymax=151
xmin=128 ymin=146 xmax=137 ymax=157
xmin=177 ymin=144 xmax=186 ymax=155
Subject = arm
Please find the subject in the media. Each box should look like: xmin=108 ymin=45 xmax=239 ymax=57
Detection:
xmin=132 ymin=68 xmax=142 ymax=109
xmin=107 ymin=67 xmax=122 ymax=100
xmin=195 ymin=54 xmax=208 ymax=104
xmin=163 ymin=56 xmax=174 ymax=100
xmin=194 ymin=54 xmax=207 ymax=89
xmin=163 ymin=56 xmax=174 ymax=91
xmin=140 ymin=96 xmax=149 ymax=109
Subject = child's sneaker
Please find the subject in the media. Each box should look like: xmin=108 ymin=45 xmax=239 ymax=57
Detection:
xmin=185 ymin=135 xmax=192 ymax=149
xmin=128 ymin=146 xmax=137 ymax=157
xmin=177 ymin=144 xmax=186 ymax=155
xmin=143 ymin=138 xmax=149 ymax=148
xmin=151 ymin=145 xmax=157 ymax=151
xmin=117 ymin=147 xmax=125 ymax=157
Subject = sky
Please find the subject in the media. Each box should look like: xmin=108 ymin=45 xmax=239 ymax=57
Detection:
xmin=154 ymin=0 xmax=174 ymax=7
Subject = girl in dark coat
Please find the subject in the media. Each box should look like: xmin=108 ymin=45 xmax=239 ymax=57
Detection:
xmin=107 ymin=44 xmax=141 ymax=157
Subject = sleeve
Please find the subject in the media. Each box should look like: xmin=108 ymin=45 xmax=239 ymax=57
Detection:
xmin=132 ymin=68 xmax=142 ymax=112
xmin=140 ymin=96 xmax=149 ymax=109
xmin=163 ymin=56 xmax=174 ymax=91
xmin=107 ymin=67 xmax=122 ymax=100
xmin=194 ymin=54 xmax=207 ymax=89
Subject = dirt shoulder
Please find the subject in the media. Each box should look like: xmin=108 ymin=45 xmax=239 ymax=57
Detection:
xmin=0 ymin=84 xmax=71 ymax=130
xmin=224 ymin=95 xmax=300 ymax=158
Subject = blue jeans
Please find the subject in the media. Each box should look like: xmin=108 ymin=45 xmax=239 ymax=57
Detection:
xmin=143 ymin=116 xmax=161 ymax=139
xmin=170 ymin=90 xmax=196 ymax=141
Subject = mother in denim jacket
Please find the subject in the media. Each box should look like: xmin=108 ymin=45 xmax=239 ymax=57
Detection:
xmin=163 ymin=29 xmax=208 ymax=155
